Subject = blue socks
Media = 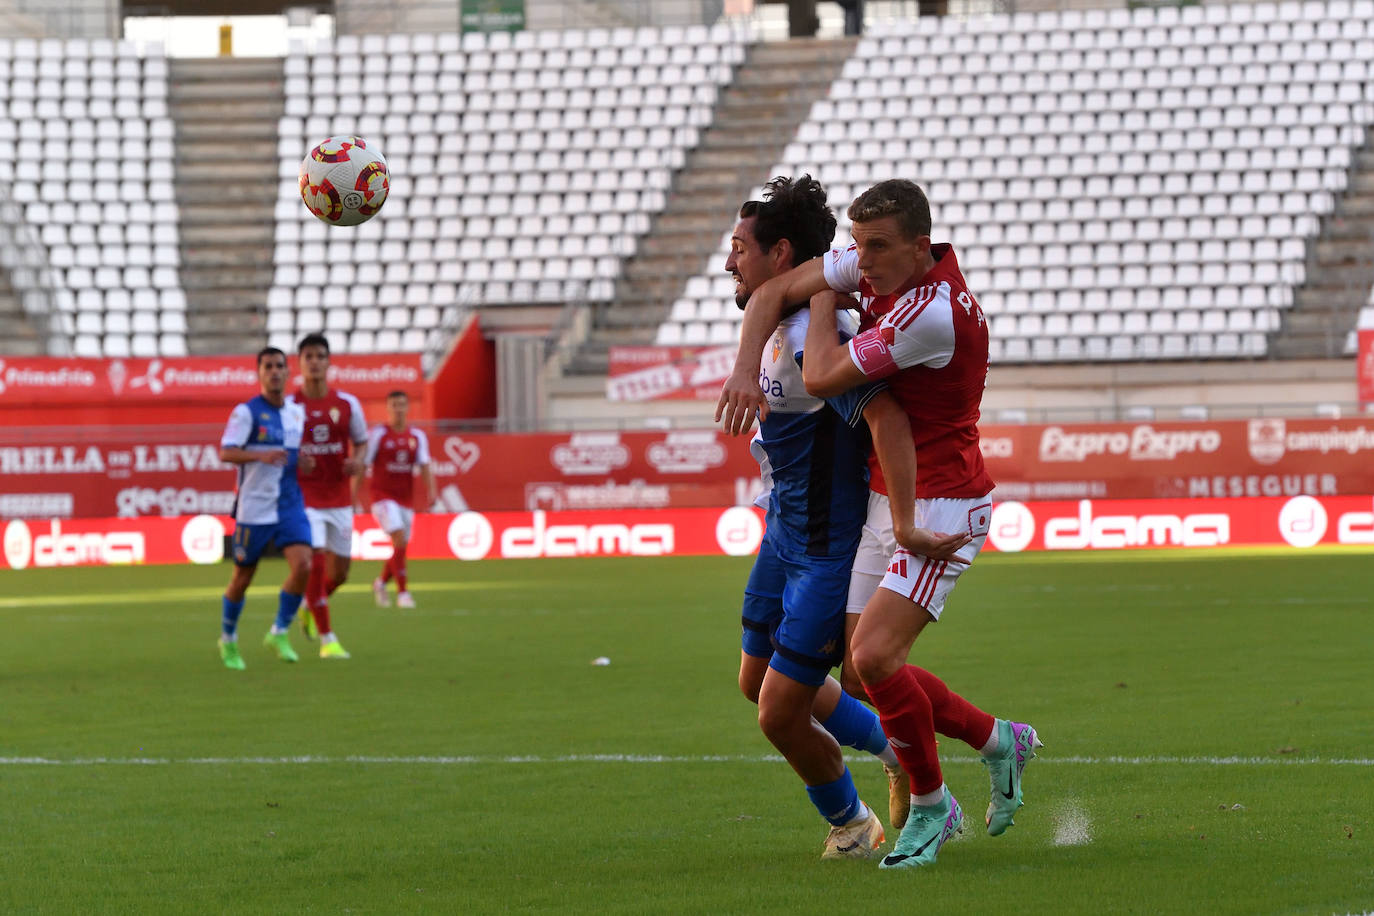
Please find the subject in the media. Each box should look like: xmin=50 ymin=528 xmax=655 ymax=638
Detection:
xmin=274 ymin=590 xmax=304 ymax=631
xmin=805 ymin=770 xmax=862 ymax=826
xmin=822 ymin=690 xmax=890 ymax=756
xmin=221 ymin=596 xmax=245 ymax=639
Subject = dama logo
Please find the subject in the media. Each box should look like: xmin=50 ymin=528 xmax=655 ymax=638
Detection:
xmin=987 ymin=501 xmax=1035 ymax=553
xmin=1277 ymin=495 xmax=1326 ymax=548
xmin=180 ymin=514 xmax=225 ymax=564
xmin=714 ymin=506 xmax=762 ymax=557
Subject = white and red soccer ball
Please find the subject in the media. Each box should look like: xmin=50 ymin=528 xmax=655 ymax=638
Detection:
xmin=299 ymin=136 xmax=389 ymax=226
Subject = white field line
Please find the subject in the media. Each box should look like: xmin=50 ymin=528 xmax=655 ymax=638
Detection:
xmin=1 ymin=754 xmax=1371 ymax=767
xmin=0 ymin=580 xmax=514 ymax=609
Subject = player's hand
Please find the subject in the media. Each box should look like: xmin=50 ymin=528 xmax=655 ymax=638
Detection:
xmin=715 ymin=368 xmax=767 ymax=436
xmin=259 ymin=449 xmax=288 ymax=466
xmin=342 ymin=456 xmax=362 ymax=475
xmin=895 ymin=526 xmax=972 ymax=564
xmin=353 ymin=501 xmax=365 ymax=514
xmin=810 ymin=289 xmax=849 ymax=311
xmin=298 ymin=452 xmax=316 ymax=473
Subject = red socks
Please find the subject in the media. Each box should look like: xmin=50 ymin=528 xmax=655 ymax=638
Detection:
xmin=863 ymin=664 xmax=996 ymax=796
xmin=865 ymin=665 xmax=943 ymax=795
xmin=304 ymin=552 xmax=332 ymax=636
xmin=912 ymin=667 xmax=995 ymax=752
xmin=393 ymin=544 xmax=408 ymax=592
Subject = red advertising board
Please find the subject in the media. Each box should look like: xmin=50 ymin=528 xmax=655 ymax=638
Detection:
xmin=3 ymin=496 xmax=1373 ymax=570
xmin=0 ymin=353 xmax=423 ymax=406
xmin=606 ymin=345 xmax=734 ymax=401
xmin=1359 ymin=330 xmax=1374 ymax=404
xmin=6 ymin=418 xmax=1374 ymax=520
xmin=0 ymin=427 xmax=764 ymax=520
xmin=977 ymin=417 xmax=1374 ymax=500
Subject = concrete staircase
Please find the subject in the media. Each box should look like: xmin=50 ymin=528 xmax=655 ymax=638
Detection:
xmin=556 ymin=37 xmax=856 ymax=378
xmin=0 ymin=280 xmax=44 ymax=356
xmin=1274 ymin=124 xmax=1374 ymax=359
xmin=169 ymin=57 xmax=283 ymax=355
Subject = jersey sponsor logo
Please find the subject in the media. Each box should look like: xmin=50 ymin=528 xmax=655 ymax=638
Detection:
xmin=646 ymin=431 xmax=726 ymax=474
xmin=1 ymin=519 xmax=146 ymax=569
xmin=1043 ymin=500 xmax=1230 ymax=550
xmin=550 ymin=432 xmax=630 ymax=476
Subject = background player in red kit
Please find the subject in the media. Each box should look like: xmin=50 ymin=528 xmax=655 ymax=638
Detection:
xmin=364 ymin=390 xmax=435 ymax=609
xmin=295 ymin=333 xmax=368 ymax=659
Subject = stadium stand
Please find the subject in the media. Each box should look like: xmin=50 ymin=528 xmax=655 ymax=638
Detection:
xmin=662 ymin=0 xmax=1374 ymax=363
xmin=4 ymin=37 xmax=186 ymax=358
xmin=267 ymin=24 xmax=748 ymax=355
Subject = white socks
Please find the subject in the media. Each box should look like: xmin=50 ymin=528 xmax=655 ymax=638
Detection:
xmin=912 ymin=784 xmax=946 ymax=808
xmin=979 ymin=719 xmax=1004 ymax=757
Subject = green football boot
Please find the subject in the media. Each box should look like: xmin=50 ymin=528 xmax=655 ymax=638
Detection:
xmin=219 ymin=639 xmax=245 ymax=671
xmin=263 ymin=630 xmax=299 ymax=663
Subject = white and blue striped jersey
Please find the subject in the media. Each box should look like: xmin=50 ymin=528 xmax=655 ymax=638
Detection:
xmin=220 ymin=395 xmax=306 ymax=525
xmin=750 ymin=307 xmax=882 ymax=558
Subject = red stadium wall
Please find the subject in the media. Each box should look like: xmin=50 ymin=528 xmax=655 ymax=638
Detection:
xmin=426 ymin=314 xmax=497 ymax=421
xmin=3 ymin=495 xmax=1372 ymax=570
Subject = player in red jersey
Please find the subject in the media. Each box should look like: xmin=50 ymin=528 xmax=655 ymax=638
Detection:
xmin=364 ymin=390 xmax=435 ymax=609
xmin=295 ymin=333 xmax=369 ymax=659
xmin=718 ymin=180 xmax=1040 ymax=870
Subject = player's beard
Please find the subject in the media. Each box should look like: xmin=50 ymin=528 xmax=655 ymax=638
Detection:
xmin=734 ymin=278 xmax=749 ymax=310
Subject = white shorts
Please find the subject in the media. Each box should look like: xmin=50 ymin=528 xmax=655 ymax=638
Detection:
xmin=305 ymin=505 xmax=354 ymax=557
xmin=371 ymin=499 xmax=414 ymax=539
xmin=846 ymin=490 xmax=993 ymax=620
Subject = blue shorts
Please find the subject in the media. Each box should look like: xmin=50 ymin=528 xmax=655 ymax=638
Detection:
xmin=230 ymin=512 xmax=311 ymax=567
xmin=740 ymin=531 xmax=853 ymax=687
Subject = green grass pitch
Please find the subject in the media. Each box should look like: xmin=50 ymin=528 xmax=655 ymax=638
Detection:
xmin=2 ymin=551 xmax=1371 ymax=914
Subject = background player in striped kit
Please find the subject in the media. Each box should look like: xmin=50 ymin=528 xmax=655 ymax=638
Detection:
xmin=216 ymin=347 xmax=312 ymax=670
xmin=723 ymin=175 xmax=926 ymax=859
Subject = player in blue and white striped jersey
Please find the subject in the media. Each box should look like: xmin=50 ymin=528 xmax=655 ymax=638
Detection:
xmin=215 ymin=347 xmax=313 ymax=670
xmin=722 ymin=176 xmax=922 ymax=859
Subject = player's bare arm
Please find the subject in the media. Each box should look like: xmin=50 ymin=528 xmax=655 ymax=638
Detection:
xmin=419 ymin=464 xmax=437 ymax=509
xmin=716 ymin=257 xmax=830 ymax=436
xmin=801 ymin=289 xmax=870 ymax=398
xmin=219 ymin=446 xmax=286 ymax=466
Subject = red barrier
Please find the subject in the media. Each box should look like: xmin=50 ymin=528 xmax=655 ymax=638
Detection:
xmin=7 ymin=418 xmax=1374 ymax=519
xmin=3 ymin=496 xmax=1373 ymax=569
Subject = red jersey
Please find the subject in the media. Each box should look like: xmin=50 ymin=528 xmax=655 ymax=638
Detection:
xmin=366 ymin=425 xmax=431 ymax=508
xmin=294 ymin=388 xmax=368 ymax=508
xmin=824 ymin=243 xmax=995 ymax=499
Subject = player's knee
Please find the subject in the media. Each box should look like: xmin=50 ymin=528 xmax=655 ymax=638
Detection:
xmin=850 ymin=641 xmax=898 ymax=689
xmin=756 ymin=695 xmax=806 ymax=744
xmin=738 ymin=668 xmax=762 ymax=705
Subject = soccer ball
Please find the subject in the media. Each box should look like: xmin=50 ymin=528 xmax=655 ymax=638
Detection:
xmin=299 ymin=136 xmax=389 ymax=226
